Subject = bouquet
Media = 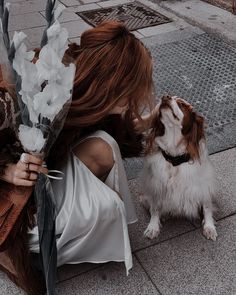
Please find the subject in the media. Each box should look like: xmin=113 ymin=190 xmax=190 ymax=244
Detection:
xmin=0 ymin=0 xmax=76 ymax=294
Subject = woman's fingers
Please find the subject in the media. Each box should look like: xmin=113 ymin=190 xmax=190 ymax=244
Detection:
xmin=28 ymin=163 xmax=48 ymax=175
xmin=18 ymin=154 xmax=48 ymax=175
xmin=16 ymin=170 xmax=38 ymax=181
xmin=20 ymin=153 xmax=43 ymax=165
xmin=14 ymin=178 xmax=36 ymax=187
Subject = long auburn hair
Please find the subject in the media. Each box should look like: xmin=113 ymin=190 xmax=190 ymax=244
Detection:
xmin=48 ymin=21 xmax=154 ymax=167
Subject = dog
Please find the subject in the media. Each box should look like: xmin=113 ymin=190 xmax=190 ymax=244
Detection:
xmin=140 ymin=95 xmax=217 ymax=241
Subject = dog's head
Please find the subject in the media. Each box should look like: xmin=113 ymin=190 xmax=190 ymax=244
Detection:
xmin=147 ymin=95 xmax=204 ymax=160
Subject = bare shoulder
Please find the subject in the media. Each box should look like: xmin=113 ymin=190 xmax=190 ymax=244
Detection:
xmin=73 ymin=137 xmax=114 ymax=177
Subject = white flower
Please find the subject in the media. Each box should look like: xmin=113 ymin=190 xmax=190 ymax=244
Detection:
xmin=12 ymin=35 xmax=38 ymax=92
xmin=36 ymin=44 xmax=63 ymax=83
xmin=57 ymin=63 xmax=76 ymax=89
xmin=53 ymin=4 xmax=66 ymax=21
xmin=33 ymin=83 xmax=71 ymax=122
xmin=19 ymin=90 xmax=39 ymax=123
xmin=12 ymin=31 xmax=27 ymax=50
xmin=18 ymin=125 xmax=46 ymax=153
xmin=47 ymin=20 xmax=68 ymax=59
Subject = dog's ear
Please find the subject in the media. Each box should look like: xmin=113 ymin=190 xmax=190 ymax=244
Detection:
xmin=185 ymin=112 xmax=204 ymax=160
xmin=145 ymin=113 xmax=165 ymax=154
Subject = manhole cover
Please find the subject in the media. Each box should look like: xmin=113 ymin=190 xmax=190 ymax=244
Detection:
xmin=77 ymin=1 xmax=171 ymax=31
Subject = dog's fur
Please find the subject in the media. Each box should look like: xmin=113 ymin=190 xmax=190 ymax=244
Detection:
xmin=141 ymin=96 xmax=217 ymax=241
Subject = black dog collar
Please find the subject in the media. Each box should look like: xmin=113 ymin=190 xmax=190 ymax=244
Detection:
xmin=161 ymin=149 xmax=191 ymax=166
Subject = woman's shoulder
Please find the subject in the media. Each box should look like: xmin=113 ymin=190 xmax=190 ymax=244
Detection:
xmin=73 ymin=135 xmax=114 ymax=171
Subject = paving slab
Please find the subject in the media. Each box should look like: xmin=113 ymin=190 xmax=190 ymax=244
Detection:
xmin=136 ymin=214 xmax=236 ymax=295
xmin=59 ymin=0 xmax=81 ymax=6
xmin=159 ymin=0 xmax=236 ymax=46
xmin=58 ymin=262 xmax=101 ymax=281
xmin=72 ymin=3 xmax=101 ymax=12
xmin=62 ymin=18 xmax=92 ymax=38
xmin=40 ymin=9 xmax=81 ymax=23
xmin=211 ymin=148 xmax=236 ymax=220
xmin=97 ymin=0 xmax=133 ymax=8
xmin=128 ymin=179 xmax=195 ymax=252
xmin=9 ymin=26 xmax=45 ymax=48
xmin=8 ymin=12 xmax=47 ymax=32
xmin=56 ymin=257 xmax=160 ymax=295
xmin=7 ymin=0 xmax=47 ymax=16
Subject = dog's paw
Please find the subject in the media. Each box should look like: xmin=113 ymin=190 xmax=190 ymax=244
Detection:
xmin=203 ymin=225 xmax=218 ymax=241
xmin=144 ymin=224 xmax=160 ymax=240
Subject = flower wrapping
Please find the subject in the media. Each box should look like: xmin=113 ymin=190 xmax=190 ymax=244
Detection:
xmin=0 ymin=1 xmax=76 ymax=295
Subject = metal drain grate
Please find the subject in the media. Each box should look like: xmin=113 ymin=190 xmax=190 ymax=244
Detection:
xmin=150 ymin=34 xmax=236 ymax=131
xmin=77 ymin=1 xmax=171 ymax=31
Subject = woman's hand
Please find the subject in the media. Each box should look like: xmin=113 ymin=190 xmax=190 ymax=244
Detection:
xmin=0 ymin=153 xmax=48 ymax=186
xmin=133 ymin=104 xmax=159 ymax=134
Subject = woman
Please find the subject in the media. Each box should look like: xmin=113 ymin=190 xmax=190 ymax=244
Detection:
xmin=0 ymin=21 xmax=157 ymax=292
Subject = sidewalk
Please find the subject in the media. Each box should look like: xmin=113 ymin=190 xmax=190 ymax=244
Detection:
xmin=1 ymin=0 xmax=236 ymax=294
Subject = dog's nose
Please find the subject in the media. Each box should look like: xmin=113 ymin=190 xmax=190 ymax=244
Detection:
xmin=161 ymin=95 xmax=172 ymax=103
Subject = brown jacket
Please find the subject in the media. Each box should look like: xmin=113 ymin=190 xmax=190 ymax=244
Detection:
xmin=0 ymin=65 xmax=45 ymax=295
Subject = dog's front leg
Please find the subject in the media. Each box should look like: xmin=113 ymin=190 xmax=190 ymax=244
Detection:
xmin=144 ymin=205 xmax=161 ymax=240
xmin=202 ymin=201 xmax=217 ymax=241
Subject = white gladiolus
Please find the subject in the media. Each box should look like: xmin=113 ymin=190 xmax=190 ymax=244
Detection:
xmin=53 ymin=4 xmax=66 ymax=20
xmin=47 ymin=20 xmax=68 ymax=59
xmin=36 ymin=44 xmax=63 ymax=83
xmin=19 ymin=90 xmax=39 ymax=123
xmin=57 ymin=63 xmax=76 ymax=88
xmin=12 ymin=6 xmax=75 ymax=154
xmin=33 ymin=83 xmax=71 ymax=122
xmin=18 ymin=125 xmax=46 ymax=153
xmin=11 ymin=31 xmax=27 ymax=50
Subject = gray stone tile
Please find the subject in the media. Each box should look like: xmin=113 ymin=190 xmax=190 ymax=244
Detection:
xmin=133 ymin=31 xmax=144 ymax=39
xmin=69 ymin=37 xmax=81 ymax=44
xmin=73 ymin=3 xmax=101 ymax=12
xmin=56 ymin=257 xmax=160 ymax=295
xmin=136 ymin=215 xmax=236 ymax=295
xmin=210 ymin=148 xmax=236 ymax=220
xmin=142 ymin=26 xmax=204 ymax=47
xmin=62 ymin=19 xmax=92 ymax=38
xmin=58 ymin=263 xmax=100 ymax=281
xmin=124 ymin=157 xmax=144 ymax=180
xmin=82 ymin=0 xmax=106 ymax=4
xmin=9 ymin=26 xmax=45 ymax=48
xmin=40 ymin=9 xmax=80 ymax=23
xmin=128 ymin=179 xmax=195 ymax=252
xmin=8 ymin=0 xmax=26 ymax=3
xmin=8 ymin=0 xmax=47 ymax=15
xmin=0 ymin=271 xmax=23 ymax=294
xmin=8 ymin=12 xmax=47 ymax=32
xmin=98 ymin=0 xmax=133 ymax=8
xmin=138 ymin=21 xmax=189 ymax=38
xmin=59 ymin=0 xmax=80 ymax=6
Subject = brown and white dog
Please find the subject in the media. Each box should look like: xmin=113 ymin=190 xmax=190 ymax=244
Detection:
xmin=141 ymin=95 xmax=217 ymax=241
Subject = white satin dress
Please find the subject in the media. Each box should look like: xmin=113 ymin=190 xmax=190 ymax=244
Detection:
xmin=28 ymin=130 xmax=137 ymax=274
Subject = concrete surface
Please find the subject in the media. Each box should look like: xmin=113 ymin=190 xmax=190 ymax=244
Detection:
xmin=1 ymin=0 xmax=236 ymax=294
xmin=159 ymin=0 xmax=236 ymax=46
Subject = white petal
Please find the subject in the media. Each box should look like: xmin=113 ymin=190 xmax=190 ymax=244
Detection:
xmin=12 ymin=31 xmax=27 ymax=50
xmin=53 ymin=4 xmax=66 ymax=20
xmin=18 ymin=125 xmax=46 ymax=152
